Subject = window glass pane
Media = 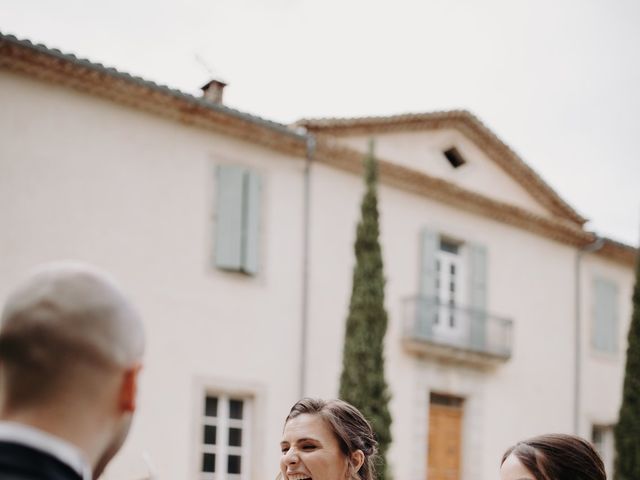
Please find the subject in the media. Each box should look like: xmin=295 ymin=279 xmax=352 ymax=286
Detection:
xmin=204 ymin=425 xmax=217 ymax=445
xmin=229 ymin=399 xmax=244 ymax=419
xmin=202 ymin=453 xmax=216 ymax=473
xmin=205 ymin=396 xmax=218 ymax=417
xmin=229 ymin=427 xmax=242 ymax=447
xmin=439 ymin=239 xmax=459 ymax=254
xmin=591 ymin=425 xmax=606 ymax=455
xmin=228 ymin=455 xmax=242 ymax=474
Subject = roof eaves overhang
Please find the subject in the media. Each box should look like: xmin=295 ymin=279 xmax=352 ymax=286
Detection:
xmin=598 ymin=237 xmax=638 ymax=267
xmin=0 ymin=32 xmax=308 ymax=157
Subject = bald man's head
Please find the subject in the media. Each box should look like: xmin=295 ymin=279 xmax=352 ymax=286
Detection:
xmin=0 ymin=262 xmax=145 ymax=410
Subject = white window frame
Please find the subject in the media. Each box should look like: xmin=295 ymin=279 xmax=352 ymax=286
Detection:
xmin=199 ymin=394 xmax=253 ymax=480
xmin=434 ymin=241 xmax=466 ymax=344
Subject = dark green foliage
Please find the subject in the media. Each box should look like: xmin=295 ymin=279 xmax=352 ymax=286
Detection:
xmin=339 ymin=141 xmax=393 ymax=480
xmin=614 ymin=254 xmax=640 ymax=479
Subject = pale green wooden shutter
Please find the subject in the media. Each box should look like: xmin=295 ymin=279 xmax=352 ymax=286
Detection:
xmin=418 ymin=228 xmax=438 ymax=338
xmin=215 ymin=166 xmax=245 ymax=270
xmin=241 ymin=170 xmax=261 ymax=275
xmin=468 ymin=243 xmax=488 ymax=351
xmin=592 ymin=277 xmax=618 ymax=352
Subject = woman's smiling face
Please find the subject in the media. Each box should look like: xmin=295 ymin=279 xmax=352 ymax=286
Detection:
xmin=280 ymin=413 xmax=350 ymax=480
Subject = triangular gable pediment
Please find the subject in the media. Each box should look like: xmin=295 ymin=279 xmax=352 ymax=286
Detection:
xmin=296 ymin=111 xmax=586 ymax=226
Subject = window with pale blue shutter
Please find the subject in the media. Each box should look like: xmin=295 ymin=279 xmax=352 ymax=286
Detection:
xmin=215 ymin=166 xmax=245 ymax=270
xmin=468 ymin=244 xmax=488 ymax=351
xmin=417 ymin=228 xmax=438 ymax=338
xmin=241 ymin=171 xmax=261 ymax=275
xmin=215 ymin=165 xmax=261 ymax=275
xmin=592 ymin=277 xmax=619 ymax=353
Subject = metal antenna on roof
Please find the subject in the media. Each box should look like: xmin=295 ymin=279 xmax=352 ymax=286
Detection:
xmin=194 ymin=53 xmax=216 ymax=77
xmin=194 ymin=53 xmax=226 ymax=83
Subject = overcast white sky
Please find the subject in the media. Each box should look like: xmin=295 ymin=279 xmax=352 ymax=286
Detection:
xmin=2 ymin=0 xmax=639 ymax=245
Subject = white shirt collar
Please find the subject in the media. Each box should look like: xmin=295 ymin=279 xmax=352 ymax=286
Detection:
xmin=0 ymin=421 xmax=92 ymax=480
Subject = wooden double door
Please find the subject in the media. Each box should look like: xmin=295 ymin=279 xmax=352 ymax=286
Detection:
xmin=427 ymin=394 xmax=464 ymax=480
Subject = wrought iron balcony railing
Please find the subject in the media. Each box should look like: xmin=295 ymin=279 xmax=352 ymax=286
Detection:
xmin=402 ymin=296 xmax=513 ymax=364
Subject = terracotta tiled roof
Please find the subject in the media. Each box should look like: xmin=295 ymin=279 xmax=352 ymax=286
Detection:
xmin=296 ymin=111 xmax=588 ymax=226
xmin=599 ymin=237 xmax=638 ymax=266
xmin=0 ymin=32 xmax=308 ymax=155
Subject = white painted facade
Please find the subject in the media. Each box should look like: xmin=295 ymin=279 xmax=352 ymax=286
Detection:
xmin=0 ymin=70 xmax=307 ymax=480
xmin=0 ymin=38 xmax=635 ymax=480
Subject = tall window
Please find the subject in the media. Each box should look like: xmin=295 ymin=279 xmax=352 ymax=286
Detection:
xmin=200 ymin=395 xmax=251 ymax=480
xmin=591 ymin=277 xmax=619 ymax=353
xmin=215 ymin=165 xmax=261 ymax=275
xmin=418 ymin=228 xmax=487 ymax=350
xmin=435 ymin=238 xmax=464 ymax=343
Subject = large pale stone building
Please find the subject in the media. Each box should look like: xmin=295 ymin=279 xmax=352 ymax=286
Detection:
xmin=0 ymin=33 xmax=636 ymax=480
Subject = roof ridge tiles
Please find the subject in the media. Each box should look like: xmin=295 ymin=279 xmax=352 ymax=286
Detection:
xmin=0 ymin=30 xmax=304 ymax=140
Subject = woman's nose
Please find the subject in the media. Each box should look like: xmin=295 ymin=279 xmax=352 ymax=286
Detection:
xmin=284 ymin=448 xmax=299 ymax=465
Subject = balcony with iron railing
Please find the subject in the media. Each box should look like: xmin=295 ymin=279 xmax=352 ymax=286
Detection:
xmin=402 ymin=296 xmax=513 ymax=366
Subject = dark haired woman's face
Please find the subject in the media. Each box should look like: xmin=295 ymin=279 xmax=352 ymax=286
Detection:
xmin=280 ymin=413 xmax=350 ymax=480
xmin=501 ymin=454 xmax=536 ymax=480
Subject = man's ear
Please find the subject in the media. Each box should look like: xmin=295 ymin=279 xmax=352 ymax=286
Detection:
xmin=350 ymin=450 xmax=365 ymax=473
xmin=118 ymin=363 xmax=143 ymax=413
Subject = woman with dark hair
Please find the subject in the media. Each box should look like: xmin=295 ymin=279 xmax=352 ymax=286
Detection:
xmin=500 ymin=433 xmax=606 ymax=480
xmin=279 ymin=398 xmax=379 ymax=480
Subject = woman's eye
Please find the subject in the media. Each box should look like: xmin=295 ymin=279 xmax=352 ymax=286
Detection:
xmin=302 ymin=445 xmax=316 ymax=451
xmin=281 ymin=447 xmax=289 ymax=454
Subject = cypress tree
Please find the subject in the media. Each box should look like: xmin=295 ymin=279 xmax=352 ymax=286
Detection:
xmin=339 ymin=141 xmax=392 ymax=480
xmin=614 ymin=252 xmax=640 ymax=479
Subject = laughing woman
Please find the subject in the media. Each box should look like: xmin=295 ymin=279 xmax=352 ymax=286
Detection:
xmin=279 ymin=398 xmax=378 ymax=480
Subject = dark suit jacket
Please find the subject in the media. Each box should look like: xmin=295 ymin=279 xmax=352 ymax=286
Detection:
xmin=0 ymin=441 xmax=82 ymax=480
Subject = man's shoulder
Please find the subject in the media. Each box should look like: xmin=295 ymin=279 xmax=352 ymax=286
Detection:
xmin=0 ymin=441 xmax=82 ymax=480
